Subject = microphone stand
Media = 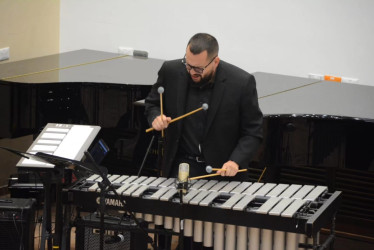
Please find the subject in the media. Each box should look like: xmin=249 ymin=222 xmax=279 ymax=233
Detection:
xmin=178 ymin=188 xmax=185 ymax=250
xmin=156 ymin=134 xmax=166 ymax=248
xmin=99 ymin=180 xmax=108 ymax=250
xmin=138 ymin=131 xmax=165 ymax=248
xmin=176 ymin=178 xmax=190 ymax=250
xmin=137 ymin=135 xmax=155 ymax=177
xmin=157 ymin=135 xmax=164 ymax=177
xmin=85 ymin=160 xmax=110 ymax=250
xmin=140 ymin=133 xmax=164 ymax=248
xmin=137 ymin=133 xmax=163 ymax=249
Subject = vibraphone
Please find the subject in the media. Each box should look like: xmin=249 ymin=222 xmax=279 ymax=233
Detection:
xmin=65 ymin=174 xmax=342 ymax=250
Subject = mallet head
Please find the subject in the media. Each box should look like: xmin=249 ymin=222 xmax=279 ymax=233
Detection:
xmin=205 ymin=165 xmax=213 ymax=173
xmin=202 ymin=103 xmax=209 ymax=110
xmin=158 ymin=86 xmax=164 ymax=94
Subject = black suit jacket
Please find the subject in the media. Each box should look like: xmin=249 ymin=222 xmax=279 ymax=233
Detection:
xmin=145 ymin=59 xmax=263 ymax=179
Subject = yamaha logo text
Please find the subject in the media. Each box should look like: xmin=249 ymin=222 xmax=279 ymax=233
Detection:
xmin=96 ymin=197 xmax=125 ymax=207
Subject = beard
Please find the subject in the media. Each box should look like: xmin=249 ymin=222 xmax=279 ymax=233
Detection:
xmin=190 ymin=70 xmax=215 ymax=85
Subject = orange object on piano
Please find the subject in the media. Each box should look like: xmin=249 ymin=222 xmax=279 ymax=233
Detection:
xmin=324 ymin=75 xmax=342 ymax=82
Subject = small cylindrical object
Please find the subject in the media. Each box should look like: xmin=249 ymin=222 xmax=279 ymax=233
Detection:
xmin=164 ymin=216 xmax=173 ymax=229
xmin=248 ymin=227 xmax=260 ymax=250
xmin=298 ymin=234 xmax=306 ymax=250
xmin=154 ymin=215 xmax=163 ymax=226
xmin=261 ymin=229 xmax=273 ymax=250
xmin=237 ymin=226 xmax=247 ymax=250
xmin=214 ymin=223 xmax=224 ymax=250
xmin=144 ymin=213 xmax=153 ymax=223
xmin=173 ymin=217 xmax=180 ymax=233
xmin=225 ymin=224 xmax=236 ymax=250
xmin=203 ymin=221 xmax=213 ymax=247
xmin=193 ymin=220 xmax=203 ymax=243
xmin=178 ymin=163 xmax=189 ymax=194
xmin=286 ymin=232 xmax=298 ymax=250
xmin=184 ymin=219 xmax=193 ymax=237
xmin=274 ymin=231 xmax=286 ymax=250
xmin=178 ymin=163 xmax=189 ymax=182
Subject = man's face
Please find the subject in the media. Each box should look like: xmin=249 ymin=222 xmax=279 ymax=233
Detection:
xmin=184 ymin=46 xmax=219 ymax=83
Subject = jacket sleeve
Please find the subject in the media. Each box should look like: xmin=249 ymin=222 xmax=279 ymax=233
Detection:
xmin=229 ymin=74 xmax=263 ymax=168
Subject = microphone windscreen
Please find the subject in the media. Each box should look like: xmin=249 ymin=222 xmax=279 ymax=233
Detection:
xmin=178 ymin=163 xmax=189 ymax=182
xmin=202 ymin=103 xmax=209 ymax=110
xmin=158 ymin=86 xmax=164 ymax=94
xmin=205 ymin=165 xmax=213 ymax=173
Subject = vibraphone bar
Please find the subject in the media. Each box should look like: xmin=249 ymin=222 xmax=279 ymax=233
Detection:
xmin=65 ymin=174 xmax=342 ymax=250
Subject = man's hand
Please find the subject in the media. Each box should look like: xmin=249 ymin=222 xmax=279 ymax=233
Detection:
xmin=217 ymin=160 xmax=239 ymax=177
xmin=152 ymin=115 xmax=172 ymax=131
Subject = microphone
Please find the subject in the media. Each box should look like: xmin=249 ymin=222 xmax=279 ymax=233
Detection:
xmin=105 ymin=233 xmax=125 ymax=244
xmin=177 ymin=163 xmax=189 ymax=194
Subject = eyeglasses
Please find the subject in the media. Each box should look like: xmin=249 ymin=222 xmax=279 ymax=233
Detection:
xmin=182 ymin=54 xmax=217 ymax=74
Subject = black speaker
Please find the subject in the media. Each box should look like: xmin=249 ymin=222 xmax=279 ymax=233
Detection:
xmin=0 ymin=198 xmax=36 ymax=250
xmin=75 ymin=213 xmax=148 ymax=250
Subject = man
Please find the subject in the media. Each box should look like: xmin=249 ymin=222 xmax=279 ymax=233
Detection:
xmin=145 ymin=33 xmax=263 ymax=180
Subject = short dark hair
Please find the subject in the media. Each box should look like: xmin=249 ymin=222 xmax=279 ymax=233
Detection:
xmin=187 ymin=33 xmax=219 ymax=59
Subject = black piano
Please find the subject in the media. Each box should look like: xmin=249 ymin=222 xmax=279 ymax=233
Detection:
xmin=252 ymin=72 xmax=374 ymax=241
xmin=1 ymin=50 xmax=373 ymax=242
xmin=0 ymin=49 xmax=164 ymax=175
xmin=0 ymin=49 xmax=164 ymax=136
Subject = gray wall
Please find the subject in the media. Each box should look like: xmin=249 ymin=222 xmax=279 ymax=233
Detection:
xmin=60 ymin=0 xmax=374 ymax=86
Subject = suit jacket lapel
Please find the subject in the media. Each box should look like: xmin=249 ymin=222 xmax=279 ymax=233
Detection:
xmin=176 ymin=69 xmax=189 ymax=131
xmin=204 ymin=65 xmax=226 ymax=138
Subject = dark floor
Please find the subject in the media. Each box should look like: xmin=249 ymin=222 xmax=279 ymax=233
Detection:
xmin=320 ymin=218 xmax=374 ymax=250
xmin=332 ymin=237 xmax=373 ymax=250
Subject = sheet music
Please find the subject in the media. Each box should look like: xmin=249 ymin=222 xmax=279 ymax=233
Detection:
xmin=17 ymin=123 xmax=100 ymax=169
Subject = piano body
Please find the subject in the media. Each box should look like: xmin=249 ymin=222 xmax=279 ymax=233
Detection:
xmin=1 ymin=50 xmax=374 ymax=245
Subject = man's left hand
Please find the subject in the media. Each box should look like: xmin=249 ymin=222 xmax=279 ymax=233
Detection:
xmin=217 ymin=160 xmax=239 ymax=176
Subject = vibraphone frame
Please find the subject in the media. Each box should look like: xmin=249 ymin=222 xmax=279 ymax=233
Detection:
xmin=63 ymin=175 xmax=342 ymax=250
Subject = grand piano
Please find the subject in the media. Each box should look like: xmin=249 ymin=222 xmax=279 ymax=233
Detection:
xmin=252 ymin=73 xmax=374 ymax=240
xmin=0 ymin=49 xmax=164 ymax=137
xmin=1 ymin=50 xmax=373 ymax=241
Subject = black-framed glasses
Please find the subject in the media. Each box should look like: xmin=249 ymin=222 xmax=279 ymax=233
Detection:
xmin=182 ymin=54 xmax=217 ymax=74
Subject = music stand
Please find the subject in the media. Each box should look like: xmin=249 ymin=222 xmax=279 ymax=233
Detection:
xmin=11 ymin=123 xmax=100 ymax=250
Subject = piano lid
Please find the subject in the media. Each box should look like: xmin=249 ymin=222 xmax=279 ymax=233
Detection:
xmin=254 ymin=71 xmax=321 ymax=99
xmin=256 ymin=72 xmax=374 ymax=122
xmin=0 ymin=49 xmax=119 ymax=80
xmin=0 ymin=49 xmax=164 ymax=86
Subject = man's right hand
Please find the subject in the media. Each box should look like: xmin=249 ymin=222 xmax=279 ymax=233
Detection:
xmin=152 ymin=115 xmax=172 ymax=131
